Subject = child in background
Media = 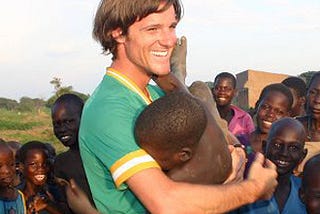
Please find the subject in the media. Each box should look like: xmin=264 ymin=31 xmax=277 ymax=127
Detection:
xmin=212 ymin=72 xmax=255 ymax=138
xmin=299 ymin=153 xmax=320 ymax=214
xmin=51 ymin=94 xmax=94 ymax=210
xmin=6 ymin=140 xmax=23 ymax=187
xmin=296 ymin=72 xmax=320 ymax=175
xmin=234 ymin=118 xmax=307 ymax=214
xmin=247 ymin=83 xmax=293 ymax=153
xmin=282 ymin=76 xmax=306 ymax=118
xmin=0 ymin=141 xmax=26 ymax=214
xmin=17 ymin=141 xmax=63 ymax=214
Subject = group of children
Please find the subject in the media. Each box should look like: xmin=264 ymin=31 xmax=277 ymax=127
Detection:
xmin=0 ymin=94 xmax=91 ymax=213
xmin=1 ymin=71 xmax=320 ymax=213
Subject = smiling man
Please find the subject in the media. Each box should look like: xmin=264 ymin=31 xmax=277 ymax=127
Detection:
xmin=79 ymin=0 xmax=278 ymax=213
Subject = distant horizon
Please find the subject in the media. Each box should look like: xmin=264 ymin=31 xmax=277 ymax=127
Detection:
xmin=2 ymin=68 xmax=315 ymax=102
xmin=1 ymin=0 xmax=319 ymax=100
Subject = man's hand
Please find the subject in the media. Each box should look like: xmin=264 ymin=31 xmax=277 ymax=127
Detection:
xmin=247 ymin=153 xmax=278 ymax=200
xmin=170 ymin=36 xmax=187 ymax=83
xmin=223 ymin=145 xmax=246 ymax=184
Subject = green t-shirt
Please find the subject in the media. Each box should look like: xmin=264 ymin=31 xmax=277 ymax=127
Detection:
xmin=79 ymin=68 xmax=164 ymax=213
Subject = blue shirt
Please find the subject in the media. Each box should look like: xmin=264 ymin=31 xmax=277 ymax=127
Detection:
xmin=233 ymin=175 xmax=307 ymax=214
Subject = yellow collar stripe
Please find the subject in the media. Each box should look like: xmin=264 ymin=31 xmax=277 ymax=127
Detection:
xmin=106 ymin=68 xmax=152 ymax=105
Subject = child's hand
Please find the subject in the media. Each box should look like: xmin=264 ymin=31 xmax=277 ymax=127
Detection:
xmin=65 ymin=179 xmax=99 ymax=214
xmin=32 ymin=194 xmax=49 ymax=212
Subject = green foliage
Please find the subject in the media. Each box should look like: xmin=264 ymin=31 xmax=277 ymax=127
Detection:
xmin=0 ymin=97 xmax=18 ymax=110
xmin=46 ymin=77 xmax=89 ymax=108
xmin=0 ymin=120 xmax=42 ymax=130
xmin=0 ymin=108 xmax=67 ymax=154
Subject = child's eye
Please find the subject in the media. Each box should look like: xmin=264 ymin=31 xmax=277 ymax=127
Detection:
xmin=273 ymin=143 xmax=282 ymax=149
xmin=261 ymin=104 xmax=270 ymax=110
xmin=309 ymin=90 xmax=317 ymax=96
xmin=288 ymin=145 xmax=298 ymax=152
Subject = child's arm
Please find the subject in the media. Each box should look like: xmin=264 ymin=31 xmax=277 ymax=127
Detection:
xmin=152 ymin=36 xmax=188 ymax=93
xmin=65 ymin=179 xmax=99 ymax=214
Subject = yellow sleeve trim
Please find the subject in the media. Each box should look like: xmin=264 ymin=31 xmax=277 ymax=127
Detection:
xmin=110 ymin=149 xmax=160 ymax=188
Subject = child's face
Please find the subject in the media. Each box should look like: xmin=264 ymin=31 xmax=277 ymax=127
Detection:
xmin=256 ymin=91 xmax=290 ymax=134
xmin=301 ymin=171 xmax=320 ymax=214
xmin=265 ymin=125 xmax=306 ymax=176
xmin=212 ymin=77 xmax=235 ymax=107
xmin=52 ymin=103 xmax=81 ymax=147
xmin=288 ymin=88 xmax=301 ymax=117
xmin=0 ymin=148 xmax=15 ymax=188
xmin=23 ymin=149 xmax=49 ymax=186
xmin=307 ymin=76 xmax=320 ymax=120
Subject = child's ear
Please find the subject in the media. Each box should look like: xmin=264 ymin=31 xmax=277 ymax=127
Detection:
xmin=300 ymin=148 xmax=308 ymax=163
xmin=299 ymin=96 xmax=306 ymax=106
xmin=262 ymin=140 xmax=267 ymax=155
xmin=233 ymin=88 xmax=238 ymax=98
xmin=18 ymin=163 xmax=24 ymax=173
xmin=111 ymin=28 xmax=125 ymax=43
xmin=178 ymin=147 xmax=192 ymax=162
xmin=299 ymin=187 xmax=306 ymax=204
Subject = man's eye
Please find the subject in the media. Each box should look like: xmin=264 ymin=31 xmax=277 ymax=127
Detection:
xmin=147 ymin=27 xmax=158 ymax=32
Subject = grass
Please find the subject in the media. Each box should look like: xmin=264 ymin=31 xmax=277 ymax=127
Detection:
xmin=0 ymin=108 xmax=66 ymax=153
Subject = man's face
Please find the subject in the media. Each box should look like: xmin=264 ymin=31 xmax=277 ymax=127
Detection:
xmin=122 ymin=4 xmax=178 ymax=77
xmin=307 ymin=76 xmax=320 ymax=120
xmin=213 ymin=77 xmax=235 ymax=107
xmin=256 ymin=91 xmax=289 ymax=134
xmin=265 ymin=125 xmax=306 ymax=176
xmin=52 ymin=103 xmax=81 ymax=148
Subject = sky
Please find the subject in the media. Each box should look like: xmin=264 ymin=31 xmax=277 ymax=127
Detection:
xmin=0 ymin=0 xmax=319 ymax=100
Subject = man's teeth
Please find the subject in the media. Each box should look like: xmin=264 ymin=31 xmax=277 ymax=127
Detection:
xmin=35 ymin=175 xmax=46 ymax=181
xmin=151 ymin=51 xmax=168 ymax=57
xmin=218 ymin=98 xmax=227 ymax=101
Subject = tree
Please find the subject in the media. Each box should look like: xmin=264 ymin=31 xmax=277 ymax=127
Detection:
xmin=46 ymin=77 xmax=89 ymax=108
xmin=17 ymin=97 xmax=46 ymax=112
xmin=0 ymin=98 xmax=18 ymax=110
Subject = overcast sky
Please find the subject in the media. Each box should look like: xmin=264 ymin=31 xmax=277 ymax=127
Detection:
xmin=1 ymin=0 xmax=319 ymax=100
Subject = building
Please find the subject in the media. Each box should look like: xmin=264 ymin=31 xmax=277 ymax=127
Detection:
xmin=235 ymin=69 xmax=289 ymax=109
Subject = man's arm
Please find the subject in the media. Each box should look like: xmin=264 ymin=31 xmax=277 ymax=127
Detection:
xmin=127 ymin=153 xmax=277 ymax=214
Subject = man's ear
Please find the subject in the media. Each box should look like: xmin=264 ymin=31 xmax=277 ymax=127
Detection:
xmin=262 ymin=140 xmax=267 ymax=155
xmin=178 ymin=147 xmax=192 ymax=162
xmin=111 ymin=28 xmax=125 ymax=43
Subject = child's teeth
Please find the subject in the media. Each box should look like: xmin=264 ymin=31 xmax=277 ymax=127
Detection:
xmin=35 ymin=175 xmax=45 ymax=181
